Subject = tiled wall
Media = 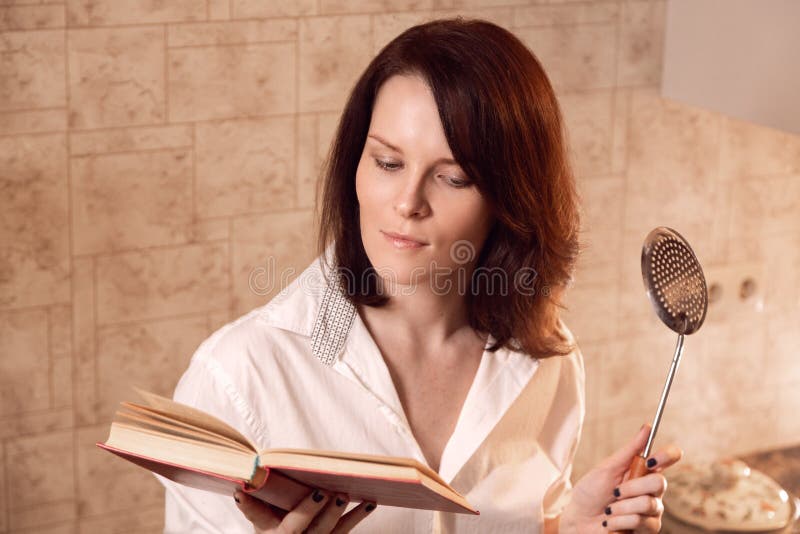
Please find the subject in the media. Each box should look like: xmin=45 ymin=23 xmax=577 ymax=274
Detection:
xmin=1 ymin=1 xmax=798 ymax=532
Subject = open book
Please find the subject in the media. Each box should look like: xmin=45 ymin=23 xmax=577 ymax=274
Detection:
xmin=96 ymin=389 xmax=478 ymax=515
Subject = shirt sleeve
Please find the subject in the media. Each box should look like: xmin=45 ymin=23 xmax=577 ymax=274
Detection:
xmin=157 ymin=339 xmax=266 ymax=534
xmin=541 ymin=345 xmax=586 ymax=521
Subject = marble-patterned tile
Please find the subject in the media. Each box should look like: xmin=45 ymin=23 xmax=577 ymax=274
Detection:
xmin=729 ymin=175 xmax=800 ymax=240
xmin=710 ymin=400 xmax=782 ymax=458
xmin=450 ymin=0 xmax=527 ymax=7
xmin=616 ymin=0 xmax=666 ymax=87
xmin=208 ymin=0 xmax=230 ymax=20
xmin=95 ymin=316 xmax=206 ymax=422
xmin=51 ymin=304 xmax=73 ymax=408
xmin=168 ymin=42 xmax=295 ymax=122
xmin=168 ymin=18 xmax=297 ymax=47
xmin=0 ymin=442 xmax=5 ymax=531
xmin=231 ymin=0 xmax=317 ymax=18
xmin=432 ymin=6 xmax=513 ymax=29
xmin=78 ymin=505 xmax=164 ymax=534
xmin=299 ymin=16 xmax=374 ymax=113
xmin=0 ymin=4 xmax=64 ymax=30
xmin=611 ymin=88 xmax=631 ymax=174
xmin=0 ymin=408 xmax=73 ymax=440
xmin=10 ymin=501 xmax=77 ymax=532
xmin=297 ymin=112 xmax=341 ymax=208
xmin=195 ymin=116 xmax=295 ymax=217
xmin=69 ymin=125 xmax=192 ymax=156
xmin=559 ymin=90 xmax=615 ymax=178
xmin=320 ymin=0 xmax=433 ymax=14
xmin=372 ymin=12 xmax=432 ymax=53
xmin=776 ymin=381 xmax=800 ymax=447
xmin=0 ymin=134 xmax=70 ymax=310
xmin=574 ymin=175 xmax=624 ymax=286
xmin=719 ymin=116 xmax=800 ymax=179
xmin=0 ymin=30 xmax=65 ymax=111
xmin=0 ymin=309 xmax=50 ymax=416
xmin=66 ymin=0 xmax=205 ymax=26
xmin=231 ymin=210 xmax=316 ymax=316
xmin=95 ymin=242 xmax=229 ymax=325
xmin=71 ymin=148 xmax=194 ymax=255
xmin=76 ymin=425 xmax=164 ymax=517
xmin=68 ymin=27 xmax=165 ymax=129
xmin=765 ymin=309 xmax=800 ymax=389
xmin=6 ymin=430 xmax=75 ymax=512
xmin=17 ymin=522 xmax=77 ymax=534
xmin=561 ymin=283 xmax=618 ymax=343
xmin=516 ymin=23 xmax=617 ymax=92
xmin=0 ymin=108 xmax=66 ymax=135
xmin=72 ymin=256 xmax=97 ymax=425
xmin=513 ymin=2 xmax=618 ymax=27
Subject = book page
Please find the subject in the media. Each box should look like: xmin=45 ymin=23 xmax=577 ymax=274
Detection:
xmin=133 ymin=387 xmax=254 ymax=450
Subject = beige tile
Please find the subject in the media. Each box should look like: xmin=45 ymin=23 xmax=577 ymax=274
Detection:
xmin=195 ymin=116 xmax=295 ymax=217
xmin=51 ymin=304 xmax=73 ymax=408
xmin=231 ymin=0 xmax=316 ymax=18
xmin=207 ymin=308 xmax=233 ymax=333
xmin=95 ymin=316 xmax=206 ymax=422
xmin=71 ymin=149 xmax=194 ymax=255
xmin=299 ymin=16 xmax=374 ymax=113
xmin=575 ymin=340 xmax=608 ymax=424
xmin=372 ymin=12 xmax=431 ymax=53
xmin=208 ymin=0 xmax=230 ymax=20
xmin=66 ymin=0 xmax=205 ymax=26
xmin=168 ymin=42 xmax=295 ymax=122
xmin=10 ymin=501 xmax=77 ymax=532
xmin=0 ymin=5 xmax=64 ymax=30
xmin=0 ymin=30 xmax=65 ymax=111
xmin=719 ymin=116 xmax=800 ymax=179
xmin=297 ymin=112 xmax=341 ymax=208
xmin=78 ymin=505 xmax=163 ymax=534
xmin=95 ymin=242 xmax=229 ymax=325
xmin=0 ymin=134 xmax=70 ymax=310
xmin=69 ymin=125 xmax=192 ymax=156
xmin=72 ymin=256 xmax=97 ymax=425
xmin=710 ymin=400 xmax=781 ymax=457
xmin=6 ymin=430 xmax=75 ymax=507
xmin=559 ymin=90 xmax=615 ymax=178
xmin=431 ymin=6 xmax=514 ymax=29
xmin=0 ymin=407 xmax=74 ymax=440
xmin=611 ymin=88 xmax=631 ymax=174
xmin=514 ymin=2 xmax=618 ymax=27
xmin=0 ymin=108 xmax=66 ymax=135
xmin=0 ymin=309 xmax=50 ymax=417
xmin=451 ymin=0 xmax=526 ymax=7
xmin=0 ymin=442 xmax=5 ymax=531
xmin=574 ymin=176 xmax=624 ymax=286
xmin=765 ymin=309 xmax=800 ymax=388
xmin=561 ymin=283 xmax=618 ymax=343
xmin=231 ymin=210 xmax=315 ymax=315
xmin=776 ymin=380 xmax=800 ymax=446
xmin=730 ymin=176 xmax=800 ymax=240
xmin=168 ymin=18 xmax=297 ymax=47
xmin=320 ymin=0 xmax=433 ymax=14
xmin=516 ymin=23 xmax=616 ymax=92
xmin=77 ymin=425 xmax=164 ymax=518
xmin=68 ymin=27 xmax=165 ymax=129
xmin=16 ymin=522 xmax=77 ymax=534
xmin=616 ymin=0 xmax=666 ymax=87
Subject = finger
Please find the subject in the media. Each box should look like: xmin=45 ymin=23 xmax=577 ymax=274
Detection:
xmin=605 ymin=494 xmax=663 ymax=518
xmin=643 ymin=444 xmax=684 ymax=471
xmin=332 ymin=501 xmax=377 ymax=533
xmin=280 ymin=489 xmax=331 ymax=533
xmin=604 ymin=513 xmax=661 ymax=533
xmin=234 ymin=490 xmax=282 ymax=531
xmin=615 ymin=473 xmax=668 ymax=501
xmin=306 ymin=493 xmax=350 ymax=533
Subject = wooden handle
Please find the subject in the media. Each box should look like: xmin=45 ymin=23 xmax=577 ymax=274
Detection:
xmin=619 ymin=455 xmax=649 ymax=534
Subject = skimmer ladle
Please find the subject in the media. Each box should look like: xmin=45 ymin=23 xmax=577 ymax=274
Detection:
xmin=624 ymin=227 xmax=708 ymax=492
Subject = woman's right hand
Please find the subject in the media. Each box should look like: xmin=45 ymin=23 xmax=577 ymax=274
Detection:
xmin=234 ymin=488 xmax=376 ymax=533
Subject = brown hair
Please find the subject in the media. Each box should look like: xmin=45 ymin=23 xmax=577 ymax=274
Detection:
xmin=316 ymin=17 xmax=581 ymax=359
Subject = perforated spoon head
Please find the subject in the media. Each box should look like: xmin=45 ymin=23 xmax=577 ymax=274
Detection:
xmin=641 ymin=227 xmax=708 ymax=335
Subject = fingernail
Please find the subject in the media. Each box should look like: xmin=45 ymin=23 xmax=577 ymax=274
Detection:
xmin=647 ymin=457 xmax=658 ymax=468
xmin=233 ymin=490 xmax=242 ymax=504
xmin=312 ymin=490 xmax=324 ymax=503
xmin=336 ymin=497 xmax=347 ymax=507
xmin=605 ymin=506 xmax=611 ymax=515
xmin=602 ymin=520 xmax=608 ymax=527
xmin=613 ymin=487 xmax=620 ymax=498
xmin=365 ymin=502 xmax=376 ymax=512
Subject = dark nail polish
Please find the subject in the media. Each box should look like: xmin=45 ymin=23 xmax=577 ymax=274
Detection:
xmin=605 ymin=506 xmax=611 ymax=515
xmin=336 ymin=497 xmax=346 ymax=507
xmin=312 ymin=490 xmax=324 ymax=503
xmin=602 ymin=520 xmax=608 ymax=527
xmin=613 ymin=487 xmax=620 ymax=498
xmin=365 ymin=502 xmax=376 ymax=512
xmin=647 ymin=457 xmax=658 ymax=468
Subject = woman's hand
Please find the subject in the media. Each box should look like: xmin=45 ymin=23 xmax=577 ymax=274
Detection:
xmin=560 ymin=423 xmax=683 ymax=533
xmin=234 ymin=488 xmax=376 ymax=533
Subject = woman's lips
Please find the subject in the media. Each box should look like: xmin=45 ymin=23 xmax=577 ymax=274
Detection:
xmin=381 ymin=231 xmax=428 ymax=249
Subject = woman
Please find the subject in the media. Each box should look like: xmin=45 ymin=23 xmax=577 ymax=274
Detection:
xmin=159 ymin=18 xmax=682 ymax=533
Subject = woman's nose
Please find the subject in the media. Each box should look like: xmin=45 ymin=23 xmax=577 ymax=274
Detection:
xmin=393 ymin=174 xmax=430 ymax=218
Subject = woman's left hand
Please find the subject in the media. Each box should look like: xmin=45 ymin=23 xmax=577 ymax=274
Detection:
xmin=559 ymin=423 xmax=683 ymax=533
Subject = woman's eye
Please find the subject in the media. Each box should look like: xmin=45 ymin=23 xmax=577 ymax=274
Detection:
xmin=443 ymin=175 xmax=470 ymax=188
xmin=374 ymin=159 xmax=401 ymax=171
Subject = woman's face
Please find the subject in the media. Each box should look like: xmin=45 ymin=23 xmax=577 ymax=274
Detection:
xmin=355 ymin=74 xmax=494 ymax=290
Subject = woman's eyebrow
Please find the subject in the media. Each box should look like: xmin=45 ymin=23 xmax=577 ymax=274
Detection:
xmin=367 ymin=134 xmax=458 ymax=166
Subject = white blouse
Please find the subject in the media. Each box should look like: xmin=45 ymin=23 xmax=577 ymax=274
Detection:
xmin=157 ymin=252 xmax=585 ymax=533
